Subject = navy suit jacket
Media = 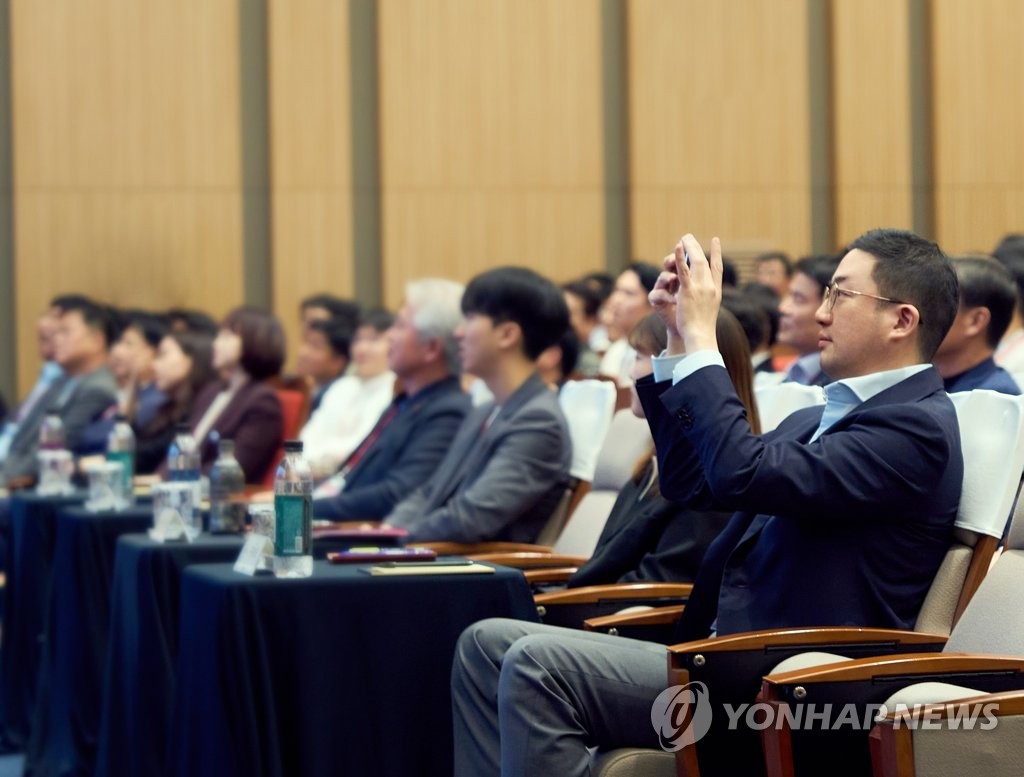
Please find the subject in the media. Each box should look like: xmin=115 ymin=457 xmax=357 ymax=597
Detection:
xmin=313 ymin=376 xmax=470 ymax=520
xmin=943 ymin=356 xmax=1020 ymax=395
xmin=637 ymin=364 xmax=963 ymax=642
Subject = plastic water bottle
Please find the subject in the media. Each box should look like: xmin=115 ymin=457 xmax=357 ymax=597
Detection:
xmin=39 ymin=413 xmax=66 ymax=450
xmin=106 ymin=414 xmax=136 ymax=505
xmin=209 ymin=439 xmax=246 ymax=533
xmin=168 ymin=422 xmax=202 ymax=524
xmin=272 ymin=440 xmax=313 ymax=577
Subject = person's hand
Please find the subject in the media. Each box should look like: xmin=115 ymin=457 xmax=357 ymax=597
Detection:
xmin=649 ymin=254 xmax=685 ymax=355
xmin=672 ymin=234 xmax=723 ymax=354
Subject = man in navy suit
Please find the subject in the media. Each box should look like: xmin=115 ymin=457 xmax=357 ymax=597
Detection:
xmin=450 ymin=228 xmax=964 ymax=777
xmin=778 ymin=253 xmax=841 ymax=386
xmin=313 ymin=279 xmax=470 ymax=520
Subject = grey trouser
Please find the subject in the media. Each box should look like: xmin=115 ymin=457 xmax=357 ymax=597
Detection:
xmin=451 ymin=617 xmax=668 ymax=776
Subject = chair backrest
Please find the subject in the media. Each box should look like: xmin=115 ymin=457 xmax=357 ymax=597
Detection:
xmin=930 ymin=393 xmax=1024 ymax=650
xmin=753 ymin=381 xmax=825 ymax=433
xmin=591 ymin=409 xmax=652 ymax=491
xmin=559 ymin=380 xmax=618 ymax=481
xmin=551 ymin=490 xmax=620 ymax=557
xmin=260 ymin=388 xmax=308 ymax=487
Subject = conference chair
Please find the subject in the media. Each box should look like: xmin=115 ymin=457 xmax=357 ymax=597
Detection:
xmin=587 ymin=389 xmax=1024 ymax=777
xmin=753 ymin=381 xmax=825 ymax=433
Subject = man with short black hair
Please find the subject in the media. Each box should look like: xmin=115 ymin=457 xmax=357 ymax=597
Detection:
xmin=778 ymin=253 xmax=842 ymax=385
xmin=3 ymin=297 xmax=118 ymax=486
xmin=297 ymin=317 xmax=352 ymax=414
xmin=452 ymin=228 xmax=963 ymax=776
xmin=299 ymin=293 xmax=361 ymax=334
xmin=384 ymin=267 xmax=572 ymax=543
xmin=933 ymin=255 xmax=1020 ymax=394
xmin=755 ymin=250 xmax=794 ymax=298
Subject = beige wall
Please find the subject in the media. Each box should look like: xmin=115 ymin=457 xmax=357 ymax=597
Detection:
xmin=6 ymin=0 xmax=1024 ymax=396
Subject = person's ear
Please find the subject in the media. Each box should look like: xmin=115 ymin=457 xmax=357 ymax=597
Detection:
xmin=890 ymin=303 xmax=921 ymax=344
xmin=961 ymin=306 xmax=991 ymax=340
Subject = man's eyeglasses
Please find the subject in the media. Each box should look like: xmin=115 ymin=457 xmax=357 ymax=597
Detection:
xmin=822 ymin=281 xmax=921 ymax=323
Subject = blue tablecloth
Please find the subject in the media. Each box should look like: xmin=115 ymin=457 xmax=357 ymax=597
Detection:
xmin=169 ymin=561 xmax=538 ymax=777
xmin=24 ymin=505 xmax=152 ymax=776
xmin=95 ymin=534 xmax=244 ymax=777
xmin=0 ymin=492 xmax=84 ymax=751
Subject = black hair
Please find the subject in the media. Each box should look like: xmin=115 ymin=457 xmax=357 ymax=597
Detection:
xmin=222 ymin=306 xmax=286 ymax=380
xmin=308 ymin=317 xmax=353 ymax=361
xmin=166 ymin=308 xmax=219 ymax=337
xmin=793 ymin=253 xmax=843 ymax=294
xmin=721 ymin=290 xmax=770 ymax=353
xmin=848 ymin=228 xmax=959 ymax=359
xmin=124 ymin=312 xmax=170 ymax=349
xmin=461 ymin=266 xmax=570 ymax=360
xmin=581 ymin=272 xmax=614 ymax=303
xmin=721 ymin=256 xmax=739 ymax=288
xmin=358 ymin=307 xmax=395 ymax=333
xmin=556 ymin=327 xmax=580 ymax=379
xmin=756 ymin=251 xmax=794 ymax=277
xmin=739 ymin=282 xmax=781 ymax=345
xmin=301 ymin=294 xmax=362 ymax=330
xmin=562 ymin=280 xmax=603 ymax=319
xmin=57 ymin=296 xmax=117 ymax=346
xmin=623 ymin=261 xmax=661 ymax=294
xmin=952 ymin=255 xmax=1018 ymax=348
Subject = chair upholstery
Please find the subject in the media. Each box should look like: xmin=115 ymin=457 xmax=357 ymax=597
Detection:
xmin=752 ymin=382 xmax=824 ymax=433
xmin=597 ymin=391 xmax=1024 ymax=777
xmin=559 ymin=379 xmax=618 ymax=481
xmin=592 ymin=409 xmax=652 ymax=491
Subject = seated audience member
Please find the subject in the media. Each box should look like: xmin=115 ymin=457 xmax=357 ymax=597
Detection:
xmin=0 ymin=296 xmax=72 ymax=461
xmin=536 ymin=329 xmax=581 ymax=391
xmin=722 ymin=289 xmax=773 ymax=375
xmin=166 ymin=308 xmax=218 ymax=337
xmin=300 ymin=309 xmax=396 ymax=480
xmin=313 ymin=280 xmax=469 ymax=520
xmin=599 ymin=262 xmax=660 ymax=387
xmin=299 ymin=293 xmax=361 ymax=334
xmin=561 ymin=280 xmax=603 ymax=376
xmin=755 ymin=250 xmax=794 ymax=298
xmin=777 ymin=253 xmax=842 ymax=385
xmin=83 ymin=312 xmax=170 ymax=453
xmin=384 ymin=267 xmax=572 ymax=543
xmin=720 ymin=254 xmax=739 ymax=288
xmin=135 ymin=330 xmax=215 ymax=474
xmin=186 ymin=307 xmax=285 ymax=483
xmin=451 ymin=228 xmax=963 ymax=776
xmin=932 ymin=255 xmax=1020 ymax=394
xmin=296 ymin=317 xmax=351 ymax=415
xmin=3 ymin=297 xmax=118 ymax=485
xmin=567 ymin=310 xmax=753 ymax=588
xmin=992 ymin=234 xmax=1024 ymax=373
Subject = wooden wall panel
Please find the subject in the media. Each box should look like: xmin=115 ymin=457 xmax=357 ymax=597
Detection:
xmin=932 ymin=0 xmax=1024 ymax=254
xmin=627 ymin=0 xmax=812 ymax=266
xmin=377 ymin=0 xmax=605 ymax=308
xmin=831 ymin=0 xmax=913 ymax=246
xmin=268 ymin=0 xmax=354 ymax=369
xmin=10 ymin=0 xmax=243 ymax=396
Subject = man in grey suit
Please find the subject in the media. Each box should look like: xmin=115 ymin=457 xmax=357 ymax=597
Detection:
xmin=384 ymin=267 xmax=573 ymax=544
xmin=3 ymin=297 xmax=118 ymax=487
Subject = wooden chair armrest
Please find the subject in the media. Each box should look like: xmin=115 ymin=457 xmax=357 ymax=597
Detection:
xmin=583 ymin=605 xmax=684 ymax=633
xmin=667 ymin=627 xmax=948 ymax=660
xmin=469 ymin=552 xmax=587 ymax=568
xmin=764 ymin=652 xmax=1024 ymax=690
xmin=407 ymin=541 xmax=554 ymax=555
xmin=522 ymin=567 xmax=578 ymax=585
xmin=5 ymin=475 xmax=35 ymax=492
xmin=312 ymin=520 xmax=383 ymax=531
xmin=536 ymin=582 xmax=693 ymax=606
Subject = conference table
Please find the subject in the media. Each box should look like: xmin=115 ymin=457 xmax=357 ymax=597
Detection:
xmin=0 ymin=491 xmax=85 ymax=751
xmin=167 ymin=561 xmax=538 ymax=777
xmin=23 ymin=503 xmax=153 ymax=776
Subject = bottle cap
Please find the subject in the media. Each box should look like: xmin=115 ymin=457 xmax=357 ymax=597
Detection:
xmin=283 ymin=440 xmax=303 ymax=453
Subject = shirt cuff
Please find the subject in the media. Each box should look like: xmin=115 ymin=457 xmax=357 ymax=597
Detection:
xmin=652 ymin=352 xmax=686 ymax=383
xmin=669 ymin=350 xmax=725 ymax=385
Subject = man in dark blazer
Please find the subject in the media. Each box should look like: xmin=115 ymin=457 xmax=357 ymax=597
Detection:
xmin=313 ymin=279 xmax=470 ymax=520
xmin=450 ymin=229 xmax=964 ymax=776
xmin=778 ymin=253 xmax=842 ymax=385
xmin=384 ymin=267 xmax=572 ymax=544
xmin=3 ymin=297 xmax=118 ymax=487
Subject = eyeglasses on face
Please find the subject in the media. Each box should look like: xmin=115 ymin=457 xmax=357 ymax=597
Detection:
xmin=822 ymin=281 xmax=922 ymax=324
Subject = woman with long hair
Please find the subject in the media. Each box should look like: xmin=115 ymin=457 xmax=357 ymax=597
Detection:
xmin=567 ymin=309 xmax=760 ymax=587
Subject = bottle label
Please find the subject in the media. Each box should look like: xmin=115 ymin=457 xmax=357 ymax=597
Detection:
xmin=274 ymin=494 xmax=311 ymax=556
xmin=106 ymin=451 xmax=134 ymax=495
